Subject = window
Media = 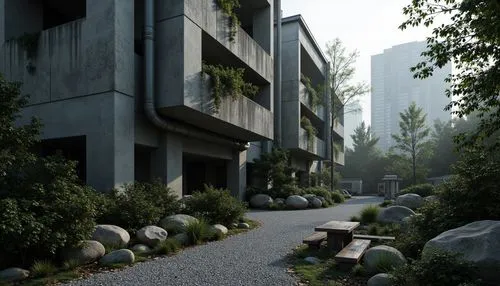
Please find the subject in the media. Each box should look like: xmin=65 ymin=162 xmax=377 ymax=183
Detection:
xmin=43 ymin=0 xmax=86 ymax=30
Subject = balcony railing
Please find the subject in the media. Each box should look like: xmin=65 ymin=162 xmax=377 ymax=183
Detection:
xmin=299 ymin=128 xmax=326 ymax=158
xmin=299 ymin=82 xmax=325 ymax=121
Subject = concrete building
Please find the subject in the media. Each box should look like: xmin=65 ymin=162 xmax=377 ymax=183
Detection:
xmin=371 ymin=41 xmax=452 ymax=152
xmin=0 ymin=0 xmax=274 ymax=199
xmin=277 ymin=15 xmax=344 ymax=185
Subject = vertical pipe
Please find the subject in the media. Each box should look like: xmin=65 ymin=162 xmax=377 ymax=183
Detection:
xmin=274 ymin=0 xmax=282 ymax=148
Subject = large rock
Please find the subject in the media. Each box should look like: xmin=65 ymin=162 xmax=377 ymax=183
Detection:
xmin=423 ymin=220 xmax=500 ymax=284
xmin=0 ymin=268 xmax=29 ymax=282
xmin=367 ymin=273 xmax=392 ymax=286
xmin=311 ymin=197 xmax=323 ymax=208
xmin=250 ymin=194 xmax=273 ymax=209
xmin=363 ymin=245 xmax=407 ymax=274
xmin=92 ymin=225 xmax=130 ymax=247
xmin=275 ymin=198 xmax=286 ymax=206
xmin=210 ymin=224 xmax=228 ymax=237
xmin=61 ymin=240 xmax=105 ymax=265
xmin=286 ymin=195 xmax=308 ymax=209
xmin=377 ymin=206 xmax=416 ymax=224
xmin=99 ymin=249 xmax=135 ymax=266
xmin=172 ymin=233 xmax=189 ymax=245
xmin=395 ymin=193 xmax=424 ymax=210
xmin=136 ymin=226 xmax=168 ymax=247
xmin=130 ymin=244 xmax=151 ymax=254
xmin=160 ymin=214 xmax=199 ymax=233
xmin=424 ymin=195 xmax=438 ymax=203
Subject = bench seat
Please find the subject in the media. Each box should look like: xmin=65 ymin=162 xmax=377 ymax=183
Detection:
xmin=303 ymin=232 xmax=327 ymax=248
xmin=334 ymin=239 xmax=371 ymax=264
xmin=353 ymin=234 xmax=395 ymax=241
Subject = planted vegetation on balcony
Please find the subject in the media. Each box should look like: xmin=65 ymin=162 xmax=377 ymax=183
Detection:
xmin=300 ymin=116 xmax=318 ymax=151
xmin=216 ymin=0 xmax=241 ymax=41
xmin=301 ymin=74 xmax=323 ymax=112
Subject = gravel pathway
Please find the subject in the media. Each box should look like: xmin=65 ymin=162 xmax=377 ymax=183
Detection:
xmin=69 ymin=196 xmax=382 ymax=286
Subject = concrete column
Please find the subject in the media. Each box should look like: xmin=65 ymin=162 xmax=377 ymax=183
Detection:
xmin=227 ymin=150 xmax=247 ymax=200
xmin=86 ymin=93 xmax=134 ymax=192
xmin=151 ymin=132 xmax=183 ymax=198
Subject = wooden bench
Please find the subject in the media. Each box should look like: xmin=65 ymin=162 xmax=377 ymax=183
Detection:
xmin=334 ymin=239 xmax=371 ymax=264
xmin=303 ymin=232 xmax=327 ymax=248
xmin=353 ymin=234 xmax=395 ymax=241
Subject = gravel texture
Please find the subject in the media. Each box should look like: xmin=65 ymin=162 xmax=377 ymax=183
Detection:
xmin=69 ymin=196 xmax=382 ymax=286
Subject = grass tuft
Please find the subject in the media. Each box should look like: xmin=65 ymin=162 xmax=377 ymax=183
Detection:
xmin=153 ymin=238 xmax=181 ymax=255
xmin=360 ymin=205 xmax=380 ymax=224
xmin=30 ymin=260 xmax=57 ymax=278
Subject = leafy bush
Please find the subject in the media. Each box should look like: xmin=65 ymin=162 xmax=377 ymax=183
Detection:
xmin=330 ymin=191 xmax=345 ymax=203
xmin=367 ymin=224 xmax=380 ymax=235
xmin=350 ymin=215 xmax=360 ymax=222
xmin=380 ymin=200 xmax=393 ymax=207
xmin=97 ymin=180 xmax=180 ymax=233
xmin=360 ymin=205 xmax=380 ymax=224
xmin=0 ymin=156 xmax=99 ymax=267
xmin=351 ymin=264 xmax=367 ymax=277
xmin=399 ymin=184 xmax=435 ymax=197
xmin=390 ymin=249 xmax=482 ymax=286
xmin=183 ymin=185 xmax=247 ymax=225
xmin=303 ymin=186 xmax=334 ymax=206
xmin=31 ymin=260 xmax=58 ymax=278
xmin=153 ymin=238 xmax=181 ymax=255
xmin=185 ymin=220 xmax=211 ymax=245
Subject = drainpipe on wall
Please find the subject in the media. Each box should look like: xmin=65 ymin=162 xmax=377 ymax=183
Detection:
xmin=273 ymin=0 xmax=282 ymax=148
xmin=143 ymin=0 xmax=248 ymax=151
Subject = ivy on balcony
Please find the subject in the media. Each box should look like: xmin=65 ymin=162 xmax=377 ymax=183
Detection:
xmin=216 ymin=0 xmax=241 ymax=41
xmin=301 ymin=74 xmax=323 ymax=112
xmin=202 ymin=62 xmax=259 ymax=112
xmin=10 ymin=32 xmax=41 ymax=74
xmin=300 ymin=116 xmax=318 ymax=151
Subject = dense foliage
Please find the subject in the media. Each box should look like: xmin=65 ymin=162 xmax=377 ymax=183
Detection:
xmin=301 ymin=74 xmax=323 ymax=111
xmin=0 ymin=75 xmax=98 ymax=267
xmin=202 ymin=63 xmax=258 ymax=112
xmin=399 ymin=184 xmax=435 ymax=197
xmin=97 ymin=181 xmax=180 ymax=233
xmin=183 ymin=185 xmax=247 ymax=225
xmin=300 ymin=116 xmax=317 ymax=150
xmin=302 ymin=186 xmax=334 ymax=206
xmin=400 ymin=0 xmax=500 ymax=150
xmin=391 ymin=249 xmax=482 ymax=286
xmin=251 ymin=148 xmax=297 ymax=197
xmin=215 ymin=0 xmax=240 ymax=41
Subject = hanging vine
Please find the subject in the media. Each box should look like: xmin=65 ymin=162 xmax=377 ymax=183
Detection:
xmin=10 ymin=32 xmax=41 ymax=74
xmin=216 ymin=0 xmax=241 ymax=41
xmin=202 ymin=62 xmax=259 ymax=112
xmin=300 ymin=116 xmax=318 ymax=151
xmin=301 ymin=74 xmax=323 ymax=111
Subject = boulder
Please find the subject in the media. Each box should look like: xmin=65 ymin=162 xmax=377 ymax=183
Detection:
xmin=238 ymin=222 xmax=250 ymax=229
xmin=0 ymin=268 xmax=29 ymax=282
xmin=61 ymin=240 xmax=105 ymax=266
xmin=210 ymin=224 xmax=228 ymax=237
xmin=92 ymin=225 xmax=130 ymax=247
xmin=377 ymin=206 xmax=416 ymax=224
xmin=160 ymin=214 xmax=198 ymax=233
xmin=172 ymin=233 xmax=189 ymax=245
xmin=99 ymin=249 xmax=135 ymax=266
xmin=304 ymin=257 xmax=321 ymax=265
xmin=395 ymin=193 xmax=424 ymax=210
xmin=130 ymin=244 xmax=151 ymax=254
xmin=275 ymin=198 xmax=286 ymax=206
xmin=363 ymin=245 xmax=406 ymax=274
xmin=423 ymin=220 xmax=500 ymax=284
xmin=286 ymin=195 xmax=309 ymax=209
xmin=250 ymin=194 xmax=273 ymax=209
xmin=136 ymin=226 xmax=168 ymax=247
xmin=302 ymin=194 xmax=317 ymax=208
xmin=311 ymin=197 xmax=323 ymax=208
xmin=316 ymin=196 xmax=327 ymax=205
xmin=424 ymin=195 xmax=438 ymax=203
xmin=367 ymin=273 xmax=392 ymax=286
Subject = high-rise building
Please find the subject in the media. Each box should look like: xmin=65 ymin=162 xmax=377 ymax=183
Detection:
xmin=371 ymin=41 xmax=452 ymax=152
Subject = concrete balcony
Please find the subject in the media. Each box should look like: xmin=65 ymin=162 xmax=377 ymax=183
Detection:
xmin=299 ymin=82 xmax=325 ymax=121
xmin=298 ymin=128 xmax=326 ymax=159
xmin=158 ymin=76 xmax=273 ymax=142
xmin=335 ymin=150 xmax=345 ymax=166
xmin=332 ymin=119 xmax=344 ymax=139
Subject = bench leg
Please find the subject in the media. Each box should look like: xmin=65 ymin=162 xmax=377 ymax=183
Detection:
xmin=343 ymin=232 xmax=354 ymax=246
xmin=326 ymin=233 xmax=344 ymax=252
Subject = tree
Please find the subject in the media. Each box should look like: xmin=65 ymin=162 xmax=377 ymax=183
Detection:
xmin=325 ymin=38 xmax=370 ymax=191
xmin=400 ymin=0 xmax=500 ymax=150
xmin=391 ymin=102 xmax=432 ymax=185
xmin=428 ymin=119 xmax=457 ymax=177
xmin=351 ymin=122 xmax=379 ymax=155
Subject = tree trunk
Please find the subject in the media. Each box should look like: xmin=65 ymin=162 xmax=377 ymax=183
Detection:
xmin=412 ymin=154 xmax=416 ymax=185
xmin=330 ymin=125 xmax=335 ymax=192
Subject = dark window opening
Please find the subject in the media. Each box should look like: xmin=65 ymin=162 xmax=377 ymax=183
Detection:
xmin=135 ymin=144 xmax=152 ymax=182
xmin=183 ymin=154 xmax=227 ymax=196
xmin=43 ymin=0 xmax=86 ymax=30
xmin=37 ymin=136 xmax=86 ymax=183
xmin=134 ymin=0 xmax=145 ymax=56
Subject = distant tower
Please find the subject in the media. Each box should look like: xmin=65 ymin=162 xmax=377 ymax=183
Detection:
xmin=371 ymin=41 xmax=451 ymax=152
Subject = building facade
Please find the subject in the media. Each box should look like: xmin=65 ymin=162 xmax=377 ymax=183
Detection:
xmin=0 ymin=1 xmax=340 ymax=199
xmin=371 ymin=41 xmax=452 ymax=152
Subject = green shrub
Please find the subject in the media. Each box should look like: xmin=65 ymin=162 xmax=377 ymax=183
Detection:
xmin=330 ymin=191 xmax=345 ymax=203
xmin=367 ymin=224 xmax=380 ymax=235
xmin=350 ymin=215 xmax=360 ymax=222
xmin=185 ymin=220 xmax=211 ymax=245
xmin=62 ymin=259 xmax=80 ymax=271
xmin=390 ymin=249 xmax=482 ymax=286
xmin=380 ymin=200 xmax=393 ymax=207
xmin=251 ymin=148 xmax=297 ymax=198
xmin=183 ymin=185 xmax=247 ymax=225
xmin=30 ymin=260 xmax=58 ymax=278
xmin=351 ymin=264 xmax=367 ymax=277
xmin=97 ymin=180 xmax=180 ymax=233
xmin=360 ymin=205 xmax=380 ymax=224
xmin=0 ymin=155 xmax=99 ymax=267
xmin=153 ymin=238 xmax=181 ymax=255
xmin=302 ymin=186 xmax=334 ymax=206
xmin=399 ymin=184 xmax=435 ymax=197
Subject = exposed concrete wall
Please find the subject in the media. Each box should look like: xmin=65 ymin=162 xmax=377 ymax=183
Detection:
xmin=227 ymin=150 xmax=247 ymax=200
xmin=151 ymin=133 xmax=183 ymax=198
